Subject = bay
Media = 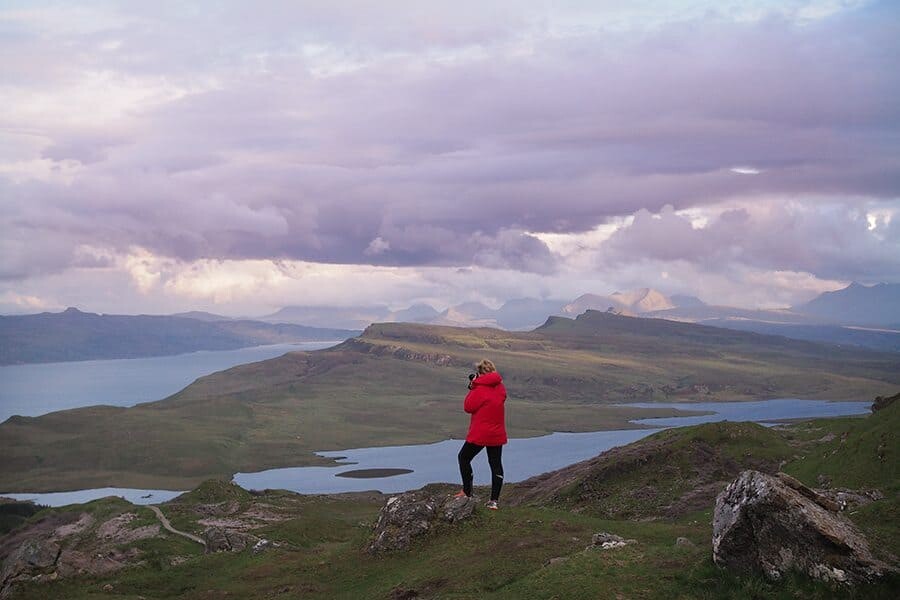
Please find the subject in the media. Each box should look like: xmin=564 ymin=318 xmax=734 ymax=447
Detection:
xmin=0 ymin=341 xmax=340 ymax=422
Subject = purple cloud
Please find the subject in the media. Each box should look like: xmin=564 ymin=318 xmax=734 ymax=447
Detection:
xmin=1 ymin=1 xmax=898 ymax=303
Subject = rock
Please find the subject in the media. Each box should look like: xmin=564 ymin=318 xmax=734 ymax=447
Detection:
xmin=816 ymin=488 xmax=884 ymax=512
xmin=713 ymin=470 xmax=889 ymax=584
xmin=367 ymin=491 xmax=476 ymax=554
xmin=872 ymin=392 xmax=898 ymax=412
xmin=441 ymin=493 xmax=476 ymax=523
xmin=95 ymin=513 xmax=159 ymax=544
xmin=589 ymin=532 xmax=637 ymax=550
xmin=102 ymin=583 xmax=114 ymax=592
xmin=0 ymin=539 xmax=60 ymax=589
xmin=202 ymin=527 xmax=253 ymax=553
xmin=251 ymin=539 xmax=270 ymax=555
xmin=674 ymin=537 xmax=695 ymax=549
xmin=775 ymin=472 xmax=841 ymax=512
xmin=546 ymin=556 xmax=570 ymax=566
xmin=0 ymin=539 xmax=61 ymax=598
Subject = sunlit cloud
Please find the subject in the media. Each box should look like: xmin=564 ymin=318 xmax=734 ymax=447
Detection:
xmin=1 ymin=0 xmax=897 ymax=315
xmin=729 ymin=166 xmax=762 ymax=175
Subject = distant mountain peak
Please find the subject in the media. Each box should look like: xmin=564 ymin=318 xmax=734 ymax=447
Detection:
xmin=63 ymin=307 xmax=83 ymax=314
xmin=794 ymin=282 xmax=900 ymax=326
xmin=564 ymin=288 xmax=674 ymax=315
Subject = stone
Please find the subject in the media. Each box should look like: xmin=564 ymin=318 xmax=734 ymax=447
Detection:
xmin=713 ymin=470 xmax=889 ymax=584
xmin=201 ymin=527 xmax=253 ymax=553
xmin=871 ymin=392 xmax=898 ymax=412
xmin=0 ymin=539 xmax=60 ymax=598
xmin=367 ymin=490 xmax=476 ymax=554
xmin=775 ymin=472 xmax=841 ymax=512
xmin=674 ymin=537 xmax=695 ymax=549
xmin=589 ymin=532 xmax=637 ymax=550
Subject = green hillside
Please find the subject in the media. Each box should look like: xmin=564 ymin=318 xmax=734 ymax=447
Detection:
xmin=5 ymin=411 xmax=897 ymax=599
xmin=1 ymin=313 xmax=897 ymax=492
xmin=511 ymin=421 xmax=792 ymax=519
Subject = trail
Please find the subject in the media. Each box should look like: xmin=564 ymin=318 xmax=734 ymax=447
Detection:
xmin=148 ymin=505 xmax=207 ymax=548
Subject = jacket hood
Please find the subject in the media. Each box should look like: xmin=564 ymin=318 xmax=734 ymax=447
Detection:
xmin=474 ymin=371 xmax=502 ymax=386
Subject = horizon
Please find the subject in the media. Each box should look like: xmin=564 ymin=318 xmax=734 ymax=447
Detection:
xmin=6 ymin=280 xmax=897 ymax=320
xmin=2 ymin=1 xmax=899 ymax=317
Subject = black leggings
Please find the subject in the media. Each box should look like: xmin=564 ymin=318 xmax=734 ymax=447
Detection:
xmin=458 ymin=442 xmax=504 ymax=501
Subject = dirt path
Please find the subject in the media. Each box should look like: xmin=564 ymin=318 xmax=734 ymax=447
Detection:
xmin=148 ymin=505 xmax=206 ymax=548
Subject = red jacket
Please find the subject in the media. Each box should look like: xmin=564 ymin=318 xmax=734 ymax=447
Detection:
xmin=464 ymin=371 xmax=508 ymax=446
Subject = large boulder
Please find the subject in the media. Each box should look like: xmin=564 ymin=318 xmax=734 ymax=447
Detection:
xmin=367 ymin=490 xmax=476 ymax=554
xmin=713 ymin=470 xmax=889 ymax=584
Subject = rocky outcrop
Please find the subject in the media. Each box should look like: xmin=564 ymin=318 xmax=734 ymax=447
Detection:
xmin=202 ymin=527 xmax=254 ymax=553
xmin=872 ymin=391 xmax=899 ymax=412
xmin=96 ymin=512 xmax=159 ymax=544
xmin=367 ymin=490 xmax=476 ymax=554
xmin=0 ymin=539 xmax=60 ymax=596
xmin=713 ymin=470 xmax=889 ymax=584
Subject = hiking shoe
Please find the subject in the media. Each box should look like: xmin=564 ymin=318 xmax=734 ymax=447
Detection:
xmin=454 ymin=490 xmax=469 ymax=499
xmin=486 ymin=500 xmax=499 ymax=510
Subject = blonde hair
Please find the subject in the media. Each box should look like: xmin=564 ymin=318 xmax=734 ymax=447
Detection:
xmin=475 ymin=359 xmax=496 ymax=375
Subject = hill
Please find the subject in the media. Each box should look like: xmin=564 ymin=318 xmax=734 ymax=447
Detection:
xmin=0 ymin=308 xmax=358 ymax=364
xmin=511 ymin=421 xmax=792 ymax=519
xmin=793 ymin=282 xmax=900 ymax=326
xmin=1 ymin=312 xmax=897 ymax=492
xmin=3 ymin=407 xmax=897 ymax=599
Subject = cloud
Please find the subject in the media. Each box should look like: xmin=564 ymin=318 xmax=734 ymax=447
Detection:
xmin=1 ymin=1 xmax=898 ymax=312
xmin=601 ymin=200 xmax=900 ymax=282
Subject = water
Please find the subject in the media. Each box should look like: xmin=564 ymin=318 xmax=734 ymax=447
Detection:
xmin=625 ymin=399 xmax=871 ymax=427
xmin=4 ymin=398 xmax=869 ymax=506
xmin=0 ymin=341 xmax=340 ymax=422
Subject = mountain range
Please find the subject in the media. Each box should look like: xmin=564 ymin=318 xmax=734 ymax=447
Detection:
xmin=3 ymin=283 xmax=898 ymax=364
xmin=264 ymin=283 xmax=900 ymax=352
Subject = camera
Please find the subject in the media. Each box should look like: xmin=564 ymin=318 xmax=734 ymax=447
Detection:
xmin=468 ymin=373 xmax=476 ymax=381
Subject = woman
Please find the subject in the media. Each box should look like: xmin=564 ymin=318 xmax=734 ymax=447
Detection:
xmin=456 ymin=359 xmax=507 ymax=510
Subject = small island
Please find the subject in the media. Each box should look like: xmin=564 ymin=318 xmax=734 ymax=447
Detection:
xmin=335 ymin=468 xmax=414 ymax=479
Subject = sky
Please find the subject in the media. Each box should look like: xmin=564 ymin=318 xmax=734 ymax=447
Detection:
xmin=1 ymin=0 xmax=898 ymax=316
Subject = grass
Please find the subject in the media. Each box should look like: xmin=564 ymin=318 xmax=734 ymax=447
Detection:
xmin=10 ymin=502 xmax=898 ymax=599
xmin=5 ymin=408 xmax=898 ymax=599
xmin=780 ymin=398 xmax=899 ymax=564
xmin=2 ymin=313 xmax=897 ymax=492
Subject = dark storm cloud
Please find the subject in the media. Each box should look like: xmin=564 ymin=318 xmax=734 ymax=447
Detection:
xmin=1 ymin=1 xmax=898 ymax=280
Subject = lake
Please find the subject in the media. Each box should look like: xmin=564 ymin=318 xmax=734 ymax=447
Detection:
xmin=4 ymin=398 xmax=869 ymax=506
xmin=0 ymin=341 xmax=340 ymax=422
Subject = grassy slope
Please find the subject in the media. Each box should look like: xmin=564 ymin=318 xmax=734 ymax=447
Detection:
xmin=8 ymin=412 xmax=898 ymax=599
xmin=2 ymin=312 xmax=898 ymax=492
xmin=511 ymin=422 xmax=793 ymax=519
xmin=781 ymin=396 xmax=899 ymax=560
